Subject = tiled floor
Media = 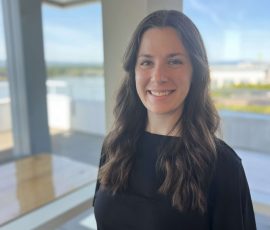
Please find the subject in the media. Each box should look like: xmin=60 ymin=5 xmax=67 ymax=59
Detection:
xmin=1 ymin=130 xmax=270 ymax=229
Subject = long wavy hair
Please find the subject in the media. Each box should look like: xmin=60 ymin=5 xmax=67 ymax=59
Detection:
xmin=98 ymin=10 xmax=220 ymax=213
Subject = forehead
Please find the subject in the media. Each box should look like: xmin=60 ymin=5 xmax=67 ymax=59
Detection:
xmin=138 ymin=27 xmax=187 ymax=56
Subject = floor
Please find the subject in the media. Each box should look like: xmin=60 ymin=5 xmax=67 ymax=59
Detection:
xmin=57 ymin=208 xmax=96 ymax=230
xmin=0 ymin=129 xmax=103 ymax=166
xmin=1 ymin=130 xmax=270 ymax=229
xmin=0 ymin=129 xmax=103 ymax=230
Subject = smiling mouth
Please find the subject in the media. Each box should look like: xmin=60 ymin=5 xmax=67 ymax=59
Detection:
xmin=148 ymin=90 xmax=175 ymax=96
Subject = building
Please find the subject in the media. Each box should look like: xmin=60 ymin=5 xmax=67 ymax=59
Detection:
xmin=210 ymin=64 xmax=270 ymax=88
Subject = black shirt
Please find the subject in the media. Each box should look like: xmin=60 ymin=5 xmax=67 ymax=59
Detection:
xmin=93 ymin=132 xmax=256 ymax=230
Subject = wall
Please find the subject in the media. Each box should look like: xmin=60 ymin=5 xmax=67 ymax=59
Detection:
xmin=220 ymin=111 xmax=270 ymax=153
xmin=47 ymin=95 xmax=71 ymax=130
xmin=47 ymin=95 xmax=105 ymax=135
xmin=71 ymin=99 xmax=105 ymax=136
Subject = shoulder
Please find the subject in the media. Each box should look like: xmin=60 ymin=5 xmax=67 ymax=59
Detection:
xmin=210 ymin=139 xmax=245 ymax=193
xmin=215 ymin=138 xmax=242 ymax=170
xmin=208 ymin=139 xmax=256 ymax=228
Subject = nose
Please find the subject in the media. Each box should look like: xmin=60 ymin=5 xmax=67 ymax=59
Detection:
xmin=151 ymin=63 xmax=168 ymax=83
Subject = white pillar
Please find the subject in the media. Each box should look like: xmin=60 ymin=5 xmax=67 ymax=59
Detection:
xmin=101 ymin=0 xmax=182 ymax=132
xmin=2 ymin=0 xmax=51 ymax=156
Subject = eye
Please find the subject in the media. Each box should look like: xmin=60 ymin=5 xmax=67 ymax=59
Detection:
xmin=139 ymin=59 xmax=153 ymax=68
xmin=168 ymin=58 xmax=183 ymax=66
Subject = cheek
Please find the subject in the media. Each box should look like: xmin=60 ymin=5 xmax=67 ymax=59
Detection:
xmin=175 ymin=76 xmax=192 ymax=96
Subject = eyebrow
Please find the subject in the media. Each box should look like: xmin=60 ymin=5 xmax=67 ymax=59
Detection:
xmin=168 ymin=53 xmax=186 ymax=58
xmin=137 ymin=53 xmax=187 ymax=58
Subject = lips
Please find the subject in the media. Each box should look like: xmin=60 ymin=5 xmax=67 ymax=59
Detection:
xmin=148 ymin=90 xmax=175 ymax=96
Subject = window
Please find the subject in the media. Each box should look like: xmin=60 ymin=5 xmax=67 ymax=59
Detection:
xmin=184 ymin=0 xmax=270 ymax=115
xmin=185 ymin=4 xmax=270 ymax=229
xmin=42 ymin=2 xmax=104 ymax=165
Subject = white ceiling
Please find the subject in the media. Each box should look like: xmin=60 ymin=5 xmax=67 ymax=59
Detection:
xmin=43 ymin=0 xmax=98 ymax=7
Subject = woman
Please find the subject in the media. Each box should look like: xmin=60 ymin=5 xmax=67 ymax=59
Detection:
xmin=93 ymin=10 xmax=256 ymax=230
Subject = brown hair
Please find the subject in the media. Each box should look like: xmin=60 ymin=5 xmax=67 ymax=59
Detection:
xmin=99 ymin=10 xmax=220 ymax=213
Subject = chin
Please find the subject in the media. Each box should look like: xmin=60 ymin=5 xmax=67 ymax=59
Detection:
xmin=147 ymin=105 xmax=183 ymax=117
xmin=148 ymin=108 xmax=177 ymax=115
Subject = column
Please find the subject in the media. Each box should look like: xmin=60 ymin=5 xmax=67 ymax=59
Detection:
xmin=2 ymin=0 xmax=51 ymax=156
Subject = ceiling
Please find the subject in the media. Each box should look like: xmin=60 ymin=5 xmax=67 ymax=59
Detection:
xmin=43 ymin=0 xmax=98 ymax=7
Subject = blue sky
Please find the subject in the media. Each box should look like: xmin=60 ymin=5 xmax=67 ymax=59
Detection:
xmin=0 ymin=1 xmax=103 ymax=64
xmin=184 ymin=0 xmax=270 ymax=62
xmin=42 ymin=2 xmax=103 ymax=64
xmin=0 ymin=0 xmax=270 ymax=64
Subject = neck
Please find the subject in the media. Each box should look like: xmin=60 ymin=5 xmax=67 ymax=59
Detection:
xmin=146 ymin=112 xmax=181 ymax=137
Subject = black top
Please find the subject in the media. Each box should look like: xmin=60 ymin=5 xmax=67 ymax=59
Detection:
xmin=93 ymin=132 xmax=256 ymax=230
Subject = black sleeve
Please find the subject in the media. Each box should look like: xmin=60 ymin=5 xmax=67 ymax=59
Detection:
xmin=92 ymin=152 xmax=106 ymax=207
xmin=210 ymin=161 xmax=257 ymax=230
xmin=239 ymin=164 xmax=257 ymax=230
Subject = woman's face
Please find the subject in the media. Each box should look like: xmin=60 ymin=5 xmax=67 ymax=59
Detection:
xmin=135 ymin=27 xmax=193 ymax=119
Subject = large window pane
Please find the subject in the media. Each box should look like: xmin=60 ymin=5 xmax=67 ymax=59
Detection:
xmin=42 ymin=2 xmax=104 ymax=166
xmin=184 ymin=1 xmax=270 ymax=228
xmin=184 ymin=0 xmax=270 ymax=115
xmin=184 ymin=1 xmax=270 ymax=153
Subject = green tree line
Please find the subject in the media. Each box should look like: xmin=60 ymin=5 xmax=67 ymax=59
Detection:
xmin=0 ymin=64 xmax=103 ymax=80
xmin=229 ymin=83 xmax=270 ymax=90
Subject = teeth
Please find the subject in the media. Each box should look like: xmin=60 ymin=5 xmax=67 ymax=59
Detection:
xmin=150 ymin=90 xmax=172 ymax=96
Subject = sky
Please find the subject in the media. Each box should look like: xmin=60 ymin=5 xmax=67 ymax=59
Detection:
xmin=184 ymin=0 xmax=270 ymax=63
xmin=0 ymin=0 xmax=270 ymax=64
xmin=41 ymin=2 xmax=103 ymax=64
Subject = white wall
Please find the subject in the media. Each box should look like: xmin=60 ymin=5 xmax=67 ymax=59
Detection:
xmin=71 ymin=100 xmax=105 ymax=136
xmin=220 ymin=111 xmax=270 ymax=153
xmin=47 ymin=95 xmax=105 ymax=135
xmin=0 ymin=95 xmax=105 ymax=135
xmin=47 ymin=95 xmax=71 ymax=130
